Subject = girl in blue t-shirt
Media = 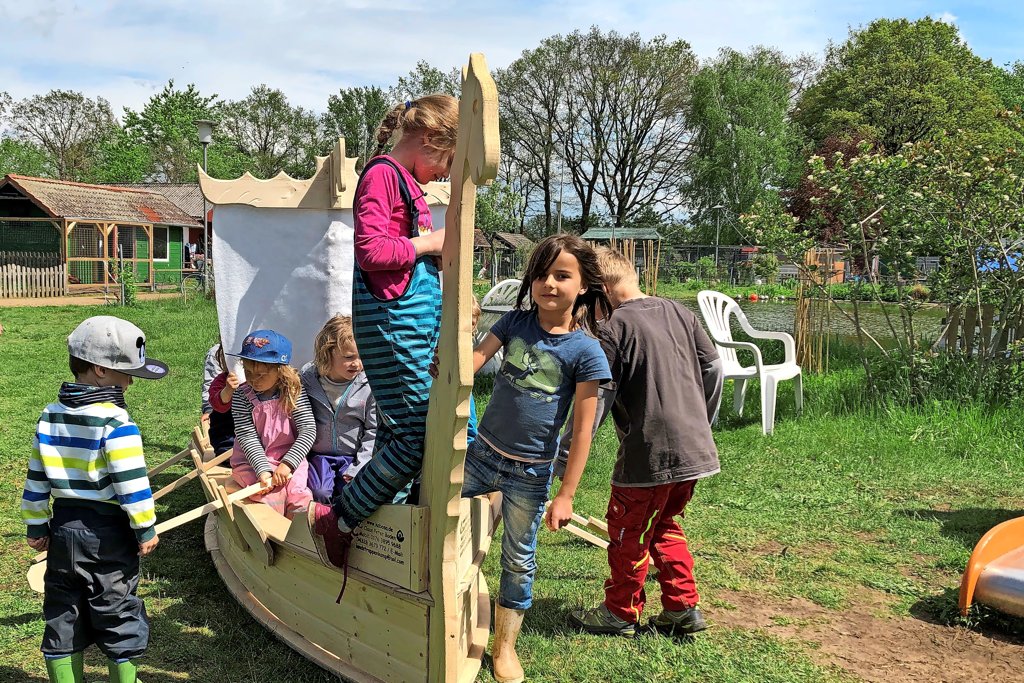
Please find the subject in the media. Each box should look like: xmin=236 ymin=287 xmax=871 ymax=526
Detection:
xmin=466 ymin=234 xmax=611 ymax=683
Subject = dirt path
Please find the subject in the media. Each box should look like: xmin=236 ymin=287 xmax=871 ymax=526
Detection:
xmin=712 ymin=588 xmax=1023 ymax=682
xmin=0 ymin=292 xmax=182 ymax=307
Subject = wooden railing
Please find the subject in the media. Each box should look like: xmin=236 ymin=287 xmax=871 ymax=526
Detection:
xmin=0 ymin=251 xmax=66 ymax=298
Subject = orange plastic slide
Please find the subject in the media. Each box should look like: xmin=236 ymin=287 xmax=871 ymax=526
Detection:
xmin=959 ymin=516 xmax=1024 ymax=617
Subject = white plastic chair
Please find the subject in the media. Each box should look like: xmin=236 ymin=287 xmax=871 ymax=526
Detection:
xmin=697 ymin=290 xmax=803 ymax=435
xmin=480 ymin=278 xmax=522 ymax=310
xmin=476 ymin=279 xmax=522 ymax=375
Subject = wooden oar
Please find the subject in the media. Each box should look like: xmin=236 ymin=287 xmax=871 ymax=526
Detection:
xmin=27 ymin=482 xmax=265 ymax=593
xmin=152 ymin=449 xmax=232 ymax=502
xmin=146 ymin=446 xmax=191 ymax=478
xmin=544 ymin=503 xmax=610 ymax=549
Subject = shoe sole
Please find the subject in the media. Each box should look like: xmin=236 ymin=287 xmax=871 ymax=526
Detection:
xmin=308 ymin=505 xmax=333 ymax=568
xmin=650 ymin=620 xmax=707 ymax=636
xmin=569 ymin=615 xmax=636 ymax=637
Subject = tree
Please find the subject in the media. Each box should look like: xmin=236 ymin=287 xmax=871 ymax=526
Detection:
xmin=86 ymin=130 xmax=151 ymax=183
xmin=5 ymin=90 xmax=117 ymax=180
xmin=683 ymin=47 xmax=807 ymax=242
xmin=794 ymin=17 xmax=1001 ymax=153
xmin=497 ymin=38 xmax=569 ymax=232
xmin=221 ymin=85 xmax=329 ymax=178
xmin=324 ymin=86 xmax=390 ymax=165
xmin=593 ymin=33 xmax=695 ymax=226
xmin=121 ymin=80 xmax=222 ymax=183
xmin=990 ymin=61 xmax=1024 ymax=112
xmin=391 ymin=60 xmax=460 ymax=101
xmin=744 ymin=121 xmax=1024 ymax=403
xmin=0 ymin=137 xmax=52 ymax=177
xmin=475 ymin=181 xmax=524 ymax=235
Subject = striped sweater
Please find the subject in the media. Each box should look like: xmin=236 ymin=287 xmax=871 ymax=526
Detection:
xmin=231 ymin=385 xmax=317 ymax=475
xmin=22 ymin=385 xmax=157 ymax=542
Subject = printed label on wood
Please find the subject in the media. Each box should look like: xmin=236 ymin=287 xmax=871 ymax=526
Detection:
xmin=349 ymin=504 xmax=428 ymax=593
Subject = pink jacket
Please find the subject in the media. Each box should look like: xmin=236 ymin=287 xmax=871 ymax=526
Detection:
xmin=354 ymin=156 xmax=435 ymax=300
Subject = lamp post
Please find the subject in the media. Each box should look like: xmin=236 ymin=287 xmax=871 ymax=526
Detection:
xmin=194 ymin=119 xmax=216 ymax=293
xmin=711 ymin=204 xmax=725 ymax=276
xmin=556 ymin=160 xmax=564 ymax=235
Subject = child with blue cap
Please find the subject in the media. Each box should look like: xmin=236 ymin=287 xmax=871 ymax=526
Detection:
xmin=227 ymin=329 xmax=316 ymax=518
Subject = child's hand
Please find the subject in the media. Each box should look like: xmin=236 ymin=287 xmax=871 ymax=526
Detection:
xmin=200 ymin=412 xmax=210 ymax=424
xmin=342 ymin=474 xmax=353 ymax=484
xmin=545 ymin=493 xmax=573 ymax=532
xmin=271 ymin=462 xmax=293 ymax=488
xmin=258 ymin=471 xmax=274 ymax=492
xmin=27 ymin=536 xmax=49 ymax=552
xmin=138 ymin=534 xmax=160 ymax=557
xmin=428 ymin=349 xmax=439 ymax=379
xmin=411 ymin=229 xmax=445 ymax=257
xmin=226 ymin=372 xmax=240 ymax=391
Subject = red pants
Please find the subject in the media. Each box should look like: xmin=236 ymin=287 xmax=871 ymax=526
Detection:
xmin=603 ymin=480 xmax=699 ymax=623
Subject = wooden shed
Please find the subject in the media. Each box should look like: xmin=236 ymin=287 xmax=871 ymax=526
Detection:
xmin=0 ymin=174 xmax=200 ymax=297
xmin=475 ymin=230 xmax=535 ymax=283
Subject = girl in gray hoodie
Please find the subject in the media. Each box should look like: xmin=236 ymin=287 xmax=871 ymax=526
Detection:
xmin=300 ymin=316 xmax=377 ymax=505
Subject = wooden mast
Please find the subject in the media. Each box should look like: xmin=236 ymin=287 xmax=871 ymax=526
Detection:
xmin=420 ymin=53 xmax=499 ymax=683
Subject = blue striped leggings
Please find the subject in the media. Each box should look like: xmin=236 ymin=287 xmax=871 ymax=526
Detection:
xmin=334 ymin=262 xmax=440 ymax=529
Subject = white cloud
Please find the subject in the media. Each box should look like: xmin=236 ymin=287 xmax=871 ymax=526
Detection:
xmin=0 ymin=0 xmax=1017 ymax=117
xmin=937 ymin=11 xmax=958 ymax=25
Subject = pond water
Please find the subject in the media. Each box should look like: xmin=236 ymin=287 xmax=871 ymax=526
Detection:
xmin=478 ymin=296 xmax=947 ymax=348
xmin=671 ymin=296 xmax=947 ymax=346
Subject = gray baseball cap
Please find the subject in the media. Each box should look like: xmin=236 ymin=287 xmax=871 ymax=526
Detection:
xmin=68 ymin=316 xmax=169 ymax=380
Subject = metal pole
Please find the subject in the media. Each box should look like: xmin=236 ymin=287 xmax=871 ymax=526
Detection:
xmin=556 ymin=161 xmax=564 ymax=235
xmin=715 ymin=210 xmax=721 ymax=272
xmin=202 ymin=142 xmax=209 ymax=294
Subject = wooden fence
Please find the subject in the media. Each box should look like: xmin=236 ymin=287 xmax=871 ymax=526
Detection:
xmin=940 ymin=304 xmax=1024 ymax=356
xmin=0 ymin=251 xmax=66 ymax=298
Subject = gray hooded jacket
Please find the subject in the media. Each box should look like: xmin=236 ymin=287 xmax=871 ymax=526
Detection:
xmin=299 ymin=362 xmax=377 ymax=479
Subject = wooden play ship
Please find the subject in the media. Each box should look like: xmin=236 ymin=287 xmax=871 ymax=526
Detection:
xmin=193 ymin=54 xmax=500 ymax=682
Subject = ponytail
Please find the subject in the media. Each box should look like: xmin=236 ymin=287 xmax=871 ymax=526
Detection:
xmin=372 ymin=94 xmax=459 ymax=158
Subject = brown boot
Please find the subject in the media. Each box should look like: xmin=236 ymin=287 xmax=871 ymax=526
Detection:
xmin=492 ymin=604 xmax=525 ymax=683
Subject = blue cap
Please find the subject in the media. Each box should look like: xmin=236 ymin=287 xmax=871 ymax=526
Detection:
xmin=227 ymin=329 xmax=292 ymax=365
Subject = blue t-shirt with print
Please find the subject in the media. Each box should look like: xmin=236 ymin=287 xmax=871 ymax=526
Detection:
xmin=478 ymin=309 xmax=611 ymax=460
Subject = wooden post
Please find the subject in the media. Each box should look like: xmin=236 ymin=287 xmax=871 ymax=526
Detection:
xmin=419 ymin=53 xmax=499 ymax=683
xmin=144 ymin=223 xmax=154 ymax=290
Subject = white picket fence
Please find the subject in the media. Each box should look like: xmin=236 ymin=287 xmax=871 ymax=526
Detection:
xmin=0 ymin=251 xmax=66 ymax=298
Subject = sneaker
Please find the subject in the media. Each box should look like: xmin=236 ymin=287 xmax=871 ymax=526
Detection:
xmin=309 ymin=503 xmax=353 ymax=568
xmin=649 ymin=606 xmax=707 ymax=635
xmin=569 ymin=604 xmax=637 ymax=637
xmin=309 ymin=503 xmax=356 ymax=602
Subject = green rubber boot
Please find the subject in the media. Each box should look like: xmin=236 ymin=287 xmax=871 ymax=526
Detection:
xmin=44 ymin=653 xmax=83 ymax=683
xmin=108 ymin=659 xmax=143 ymax=683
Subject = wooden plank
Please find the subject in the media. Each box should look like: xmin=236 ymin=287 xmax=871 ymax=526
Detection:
xmin=564 ymin=523 xmax=610 ymax=549
xmin=419 ymin=53 xmax=500 ymax=683
xmin=152 ymin=450 xmax=231 ymax=501
xmin=147 ymin=446 xmax=191 ymax=477
xmin=942 ymin=309 xmax=958 ymax=356
xmin=980 ymin=304 xmax=995 ymax=355
xmin=235 ymin=502 xmax=275 ymax=566
xmin=962 ymin=306 xmax=978 ymax=354
xmin=153 ymin=482 xmax=264 ymax=535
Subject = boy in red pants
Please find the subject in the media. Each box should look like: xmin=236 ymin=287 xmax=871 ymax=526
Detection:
xmin=563 ymin=248 xmax=722 ymax=636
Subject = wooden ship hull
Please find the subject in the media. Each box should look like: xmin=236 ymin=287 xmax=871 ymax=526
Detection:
xmin=187 ymin=425 xmax=500 ymax=682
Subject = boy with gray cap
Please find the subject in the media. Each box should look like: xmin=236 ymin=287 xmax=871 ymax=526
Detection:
xmin=21 ymin=315 xmax=168 ymax=683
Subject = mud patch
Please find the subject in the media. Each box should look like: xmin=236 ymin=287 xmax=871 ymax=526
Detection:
xmin=711 ymin=588 xmax=1023 ymax=682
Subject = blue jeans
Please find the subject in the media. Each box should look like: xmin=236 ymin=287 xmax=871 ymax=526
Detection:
xmin=461 ymin=439 xmax=552 ymax=610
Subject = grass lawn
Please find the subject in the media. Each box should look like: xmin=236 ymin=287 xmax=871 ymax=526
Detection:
xmin=1 ymin=298 xmax=1022 ymax=682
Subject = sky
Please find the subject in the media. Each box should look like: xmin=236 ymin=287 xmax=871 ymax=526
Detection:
xmin=1 ymin=0 xmax=1023 ymax=118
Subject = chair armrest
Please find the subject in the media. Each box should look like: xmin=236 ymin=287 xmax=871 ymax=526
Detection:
xmin=714 ymin=339 xmax=763 ymax=370
xmin=745 ymin=329 xmax=797 ymax=364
